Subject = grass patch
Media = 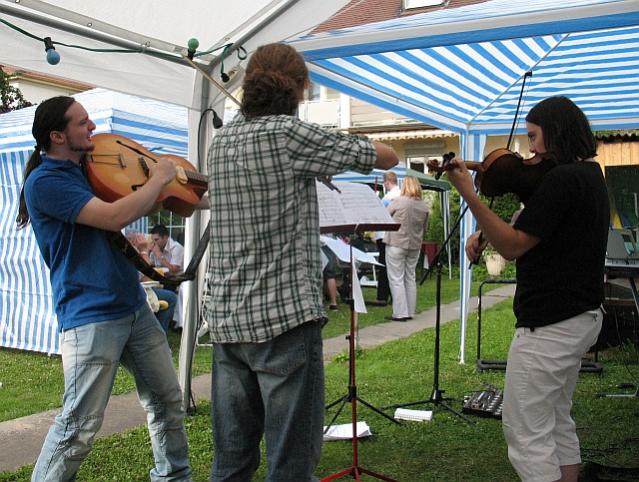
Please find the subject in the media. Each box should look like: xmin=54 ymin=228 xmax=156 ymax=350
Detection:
xmin=1 ymin=297 xmax=637 ymax=481
xmin=321 ymin=267 xmax=508 ymax=339
xmin=0 ymin=270 xmax=505 ymax=422
xmin=0 ymin=331 xmax=212 ymax=422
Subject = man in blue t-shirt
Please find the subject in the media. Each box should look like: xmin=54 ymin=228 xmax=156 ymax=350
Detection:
xmin=16 ymin=96 xmax=192 ymax=481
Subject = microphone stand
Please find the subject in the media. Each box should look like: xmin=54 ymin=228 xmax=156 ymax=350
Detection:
xmin=390 ymin=71 xmax=532 ymax=419
xmin=385 ymin=201 xmax=473 ymax=422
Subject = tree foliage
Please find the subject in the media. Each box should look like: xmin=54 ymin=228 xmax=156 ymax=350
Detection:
xmin=0 ymin=67 xmax=32 ymax=113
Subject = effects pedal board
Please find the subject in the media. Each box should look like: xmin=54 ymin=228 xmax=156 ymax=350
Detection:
xmin=463 ymin=384 xmax=503 ymax=419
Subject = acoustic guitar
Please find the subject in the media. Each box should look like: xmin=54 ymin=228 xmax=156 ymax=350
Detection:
xmin=87 ymin=133 xmax=208 ymax=217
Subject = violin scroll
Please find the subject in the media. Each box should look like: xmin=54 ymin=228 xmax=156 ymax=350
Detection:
xmin=433 ymin=152 xmax=456 ymax=180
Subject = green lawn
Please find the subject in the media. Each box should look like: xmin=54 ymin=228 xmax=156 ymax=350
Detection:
xmin=1 ymin=294 xmax=637 ymax=481
xmin=0 ymin=268 xmax=501 ymax=422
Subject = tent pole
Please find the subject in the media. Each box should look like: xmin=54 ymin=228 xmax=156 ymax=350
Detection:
xmin=177 ymin=78 xmax=214 ymax=413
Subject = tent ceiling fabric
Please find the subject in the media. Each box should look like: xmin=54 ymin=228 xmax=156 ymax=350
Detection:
xmin=0 ymin=0 xmax=351 ymax=109
xmin=293 ymin=0 xmax=639 ymax=134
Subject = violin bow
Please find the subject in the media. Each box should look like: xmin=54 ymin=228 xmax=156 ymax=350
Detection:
xmin=470 ymin=71 xmax=534 ymax=267
xmin=183 ymin=56 xmax=241 ymax=108
xmin=507 ymin=71 xmax=533 ymax=150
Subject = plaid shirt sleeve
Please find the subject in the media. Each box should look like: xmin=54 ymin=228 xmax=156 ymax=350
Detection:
xmin=286 ymin=118 xmax=377 ymax=177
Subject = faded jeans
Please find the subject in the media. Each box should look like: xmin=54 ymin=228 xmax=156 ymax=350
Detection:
xmin=31 ymin=304 xmax=192 ymax=482
xmin=210 ymin=320 xmax=324 ymax=482
xmin=153 ymin=287 xmax=178 ymax=332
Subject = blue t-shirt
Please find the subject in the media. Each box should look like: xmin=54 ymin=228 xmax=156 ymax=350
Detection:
xmin=24 ymin=156 xmax=146 ymax=331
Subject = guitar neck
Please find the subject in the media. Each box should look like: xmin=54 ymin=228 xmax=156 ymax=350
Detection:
xmin=186 ymin=170 xmax=208 ymax=187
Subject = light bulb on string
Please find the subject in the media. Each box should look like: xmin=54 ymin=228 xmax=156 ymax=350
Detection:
xmin=43 ymin=37 xmax=60 ymax=65
xmin=187 ymin=38 xmax=199 ymax=59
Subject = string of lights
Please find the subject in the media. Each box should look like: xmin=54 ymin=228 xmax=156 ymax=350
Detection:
xmin=0 ymin=15 xmax=245 ymax=81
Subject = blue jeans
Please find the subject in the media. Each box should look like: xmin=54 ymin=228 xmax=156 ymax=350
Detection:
xmin=31 ymin=305 xmax=192 ymax=482
xmin=210 ymin=320 xmax=324 ymax=482
xmin=154 ymin=287 xmax=178 ymax=332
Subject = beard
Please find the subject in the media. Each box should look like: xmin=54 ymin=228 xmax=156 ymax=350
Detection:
xmin=68 ymin=137 xmax=95 ymax=154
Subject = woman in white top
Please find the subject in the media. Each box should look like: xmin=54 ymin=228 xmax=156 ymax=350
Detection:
xmin=384 ymin=176 xmax=429 ymax=321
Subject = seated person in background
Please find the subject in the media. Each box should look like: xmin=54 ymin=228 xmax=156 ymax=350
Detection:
xmin=149 ymin=224 xmax=184 ymax=275
xmin=148 ymin=224 xmax=185 ymax=330
xmin=321 ymin=245 xmax=339 ymax=310
xmin=128 ymin=231 xmax=179 ymax=332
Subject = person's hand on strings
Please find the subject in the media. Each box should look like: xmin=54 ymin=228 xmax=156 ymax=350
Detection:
xmin=149 ymin=156 xmax=177 ymax=186
xmin=445 ymin=157 xmax=477 ymax=201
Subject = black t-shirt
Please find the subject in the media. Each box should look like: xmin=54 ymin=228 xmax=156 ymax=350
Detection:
xmin=513 ymin=161 xmax=610 ymax=328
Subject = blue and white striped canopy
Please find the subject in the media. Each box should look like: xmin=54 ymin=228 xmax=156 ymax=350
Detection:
xmin=0 ymin=88 xmax=188 ymax=354
xmin=293 ymin=0 xmax=639 ymax=362
xmin=292 ymin=0 xmax=639 ymax=134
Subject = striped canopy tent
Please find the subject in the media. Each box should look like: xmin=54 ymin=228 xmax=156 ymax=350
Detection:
xmin=0 ymin=88 xmax=188 ymax=354
xmin=0 ymin=0 xmax=356 ymax=408
xmin=291 ymin=0 xmax=639 ymax=362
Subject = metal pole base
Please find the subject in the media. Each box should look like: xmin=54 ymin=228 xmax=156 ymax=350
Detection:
xmin=321 ymin=465 xmax=399 ymax=482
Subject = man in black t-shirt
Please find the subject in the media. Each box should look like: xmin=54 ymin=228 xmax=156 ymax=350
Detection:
xmin=446 ymin=96 xmax=609 ymax=482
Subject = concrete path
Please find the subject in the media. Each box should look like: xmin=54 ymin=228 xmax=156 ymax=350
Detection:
xmin=0 ymin=284 xmax=515 ymax=473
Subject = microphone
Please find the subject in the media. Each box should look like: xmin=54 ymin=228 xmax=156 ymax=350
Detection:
xmin=211 ymin=110 xmax=223 ymax=129
xmin=434 ymin=152 xmax=456 ymax=180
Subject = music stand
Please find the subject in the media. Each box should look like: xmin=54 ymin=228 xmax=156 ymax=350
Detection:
xmin=322 ymin=239 xmax=400 ymax=482
xmin=317 ymin=180 xmax=400 ymax=482
xmin=324 ymin=237 xmax=400 ymax=429
xmin=385 ymin=205 xmax=473 ymax=423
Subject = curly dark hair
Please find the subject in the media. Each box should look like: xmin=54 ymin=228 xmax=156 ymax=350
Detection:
xmin=525 ymin=96 xmax=597 ymax=165
xmin=241 ymin=43 xmax=308 ymax=118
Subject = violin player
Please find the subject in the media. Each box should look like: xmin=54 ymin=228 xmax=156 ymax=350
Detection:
xmin=445 ymin=96 xmax=609 ymax=482
xmin=16 ymin=97 xmax=193 ymax=481
xmin=202 ymin=43 xmax=398 ymax=481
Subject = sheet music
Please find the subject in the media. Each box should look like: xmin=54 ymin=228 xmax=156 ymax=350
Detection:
xmin=316 ymin=180 xmax=397 ymax=229
xmin=323 ymin=421 xmax=372 ymax=441
xmin=320 ymin=235 xmax=382 ymax=266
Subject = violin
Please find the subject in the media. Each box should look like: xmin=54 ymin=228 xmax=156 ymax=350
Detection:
xmin=87 ymin=133 xmax=208 ymax=217
xmin=427 ymin=148 xmax=556 ymax=203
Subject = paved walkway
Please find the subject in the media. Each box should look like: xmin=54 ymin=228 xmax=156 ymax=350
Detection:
xmin=0 ymin=284 xmax=515 ymax=473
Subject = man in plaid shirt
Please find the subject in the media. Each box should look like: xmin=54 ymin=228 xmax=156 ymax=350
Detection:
xmin=204 ymin=43 xmax=398 ymax=481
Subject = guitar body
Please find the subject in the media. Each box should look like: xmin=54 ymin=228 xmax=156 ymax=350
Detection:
xmin=87 ymin=133 xmax=208 ymax=217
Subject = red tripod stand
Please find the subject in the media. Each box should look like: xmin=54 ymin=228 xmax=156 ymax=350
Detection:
xmin=321 ymin=244 xmax=398 ymax=482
